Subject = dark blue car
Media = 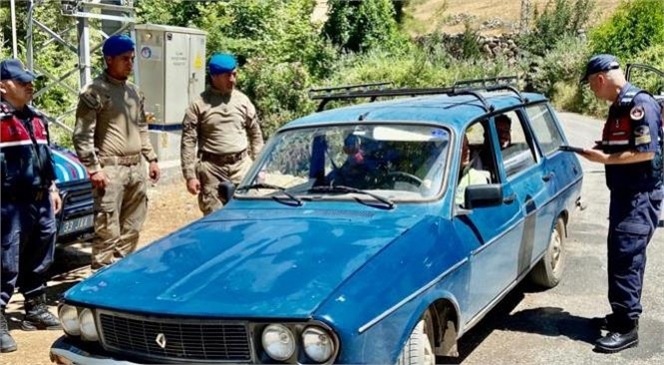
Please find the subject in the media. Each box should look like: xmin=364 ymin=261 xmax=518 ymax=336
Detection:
xmin=50 ymin=79 xmax=583 ymax=365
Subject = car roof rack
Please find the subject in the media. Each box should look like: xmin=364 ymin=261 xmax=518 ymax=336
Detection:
xmin=309 ymin=76 xmax=526 ymax=112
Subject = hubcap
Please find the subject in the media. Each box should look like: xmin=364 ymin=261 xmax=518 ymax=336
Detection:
xmin=550 ymin=227 xmax=562 ymax=271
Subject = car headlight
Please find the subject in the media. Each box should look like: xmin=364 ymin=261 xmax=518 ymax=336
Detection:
xmin=58 ymin=304 xmax=80 ymax=336
xmin=79 ymin=308 xmax=98 ymax=342
xmin=302 ymin=326 xmax=334 ymax=363
xmin=261 ymin=324 xmax=295 ymax=361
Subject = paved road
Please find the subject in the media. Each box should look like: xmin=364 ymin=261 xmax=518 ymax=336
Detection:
xmin=453 ymin=112 xmax=664 ymax=365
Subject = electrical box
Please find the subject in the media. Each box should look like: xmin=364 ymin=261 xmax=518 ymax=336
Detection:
xmin=134 ymin=24 xmax=206 ymax=125
xmin=133 ymin=24 xmax=206 ymax=178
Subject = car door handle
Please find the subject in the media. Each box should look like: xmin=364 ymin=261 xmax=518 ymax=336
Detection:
xmin=503 ymin=194 xmax=516 ymax=204
xmin=542 ymin=172 xmax=554 ymax=182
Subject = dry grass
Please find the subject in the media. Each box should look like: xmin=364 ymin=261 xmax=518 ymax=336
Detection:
xmin=407 ymin=0 xmax=622 ymax=35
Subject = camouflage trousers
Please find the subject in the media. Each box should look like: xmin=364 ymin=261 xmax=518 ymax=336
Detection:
xmin=196 ymin=157 xmax=252 ymax=215
xmin=92 ymin=163 xmax=148 ymax=268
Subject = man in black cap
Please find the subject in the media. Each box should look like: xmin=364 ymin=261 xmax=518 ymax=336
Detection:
xmin=73 ymin=35 xmax=160 ymax=270
xmin=1 ymin=58 xmax=63 ymax=353
xmin=577 ymin=54 xmax=663 ymax=353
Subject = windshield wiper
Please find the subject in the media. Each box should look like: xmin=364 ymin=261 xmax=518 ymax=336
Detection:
xmin=236 ymin=183 xmax=303 ymax=207
xmin=308 ymin=185 xmax=395 ymax=210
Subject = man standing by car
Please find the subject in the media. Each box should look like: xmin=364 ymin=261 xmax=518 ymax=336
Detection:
xmin=1 ymin=58 xmax=63 ymax=353
xmin=579 ymin=54 xmax=663 ymax=353
xmin=73 ymin=35 xmax=160 ymax=270
xmin=181 ymin=53 xmax=263 ymax=215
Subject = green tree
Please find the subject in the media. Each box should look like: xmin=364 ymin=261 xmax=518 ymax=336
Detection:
xmin=135 ymin=0 xmax=200 ymax=26
xmin=589 ymin=0 xmax=664 ymax=61
xmin=323 ymin=0 xmax=407 ymax=52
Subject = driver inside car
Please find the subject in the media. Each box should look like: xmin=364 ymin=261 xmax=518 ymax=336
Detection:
xmin=328 ymin=134 xmax=384 ymax=189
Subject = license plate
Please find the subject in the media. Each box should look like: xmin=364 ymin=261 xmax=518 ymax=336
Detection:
xmin=59 ymin=215 xmax=94 ymax=235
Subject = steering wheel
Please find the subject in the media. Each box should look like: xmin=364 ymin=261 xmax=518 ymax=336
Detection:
xmin=386 ymin=171 xmax=424 ymax=187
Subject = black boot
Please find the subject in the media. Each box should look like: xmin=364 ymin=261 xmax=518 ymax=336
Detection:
xmin=591 ymin=314 xmax=617 ymax=331
xmin=21 ymin=295 xmax=61 ymax=331
xmin=1 ymin=310 xmax=17 ymax=353
xmin=594 ymin=319 xmax=639 ymax=353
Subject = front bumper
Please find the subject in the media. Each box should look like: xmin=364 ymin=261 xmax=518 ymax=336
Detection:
xmin=50 ymin=336 xmax=142 ymax=365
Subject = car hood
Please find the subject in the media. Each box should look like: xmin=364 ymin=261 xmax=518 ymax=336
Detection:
xmin=65 ymin=208 xmax=422 ymax=318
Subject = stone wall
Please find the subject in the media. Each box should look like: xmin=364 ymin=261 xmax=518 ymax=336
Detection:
xmin=422 ymin=33 xmax=523 ymax=63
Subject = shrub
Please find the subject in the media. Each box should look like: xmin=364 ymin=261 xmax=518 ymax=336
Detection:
xmin=519 ymin=0 xmax=595 ymax=56
xmin=240 ymin=60 xmax=316 ymax=137
xmin=323 ymin=0 xmax=408 ymax=53
xmin=625 ymin=44 xmax=664 ymax=95
xmin=589 ymin=0 xmax=664 ymax=61
xmin=528 ymin=35 xmax=590 ymax=96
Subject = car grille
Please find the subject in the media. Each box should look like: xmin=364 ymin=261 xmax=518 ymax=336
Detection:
xmin=58 ymin=179 xmax=93 ymax=219
xmin=98 ymin=311 xmax=252 ymax=363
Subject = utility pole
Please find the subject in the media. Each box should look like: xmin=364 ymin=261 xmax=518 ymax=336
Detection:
xmin=20 ymin=0 xmax=135 ymax=129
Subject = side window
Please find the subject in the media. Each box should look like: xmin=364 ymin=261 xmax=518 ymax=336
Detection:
xmin=526 ymin=104 xmax=564 ymax=155
xmin=497 ymin=112 xmax=538 ymax=178
xmin=455 ymin=122 xmax=494 ymax=206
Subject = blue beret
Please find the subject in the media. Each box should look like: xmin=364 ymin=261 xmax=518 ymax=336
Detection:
xmin=102 ymin=35 xmax=135 ymax=57
xmin=208 ymin=53 xmax=237 ymax=75
xmin=581 ymin=54 xmax=620 ymax=83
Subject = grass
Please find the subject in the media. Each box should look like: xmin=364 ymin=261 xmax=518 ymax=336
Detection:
xmin=405 ymin=0 xmax=622 ymax=35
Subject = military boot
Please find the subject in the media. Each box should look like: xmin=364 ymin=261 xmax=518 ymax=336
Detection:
xmin=594 ymin=319 xmax=638 ymax=353
xmin=21 ymin=295 xmax=61 ymax=331
xmin=591 ymin=313 xmax=617 ymax=331
xmin=1 ymin=309 xmax=17 ymax=353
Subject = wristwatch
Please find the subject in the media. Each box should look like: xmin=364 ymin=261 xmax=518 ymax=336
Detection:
xmin=49 ymin=186 xmax=59 ymax=194
xmin=149 ymin=158 xmax=158 ymax=163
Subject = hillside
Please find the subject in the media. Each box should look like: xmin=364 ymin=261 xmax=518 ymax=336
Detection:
xmin=406 ymin=0 xmax=622 ymax=35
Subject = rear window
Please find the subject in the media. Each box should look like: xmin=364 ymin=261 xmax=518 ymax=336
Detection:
xmin=526 ymin=104 xmax=564 ymax=156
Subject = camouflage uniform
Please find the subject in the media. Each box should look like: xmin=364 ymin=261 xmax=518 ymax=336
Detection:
xmin=73 ymin=72 xmax=158 ymax=268
xmin=181 ymin=87 xmax=263 ymax=215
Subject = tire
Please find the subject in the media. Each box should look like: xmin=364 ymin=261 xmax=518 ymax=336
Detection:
xmin=529 ymin=218 xmax=566 ymax=288
xmin=396 ymin=320 xmax=435 ymax=365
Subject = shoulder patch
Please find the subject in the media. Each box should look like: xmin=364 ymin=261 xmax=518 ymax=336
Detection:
xmin=635 ymin=125 xmax=650 ymax=136
xmin=634 ymin=125 xmax=651 ymax=145
xmin=80 ymin=90 xmax=101 ymax=110
xmin=630 ymin=105 xmax=645 ymax=121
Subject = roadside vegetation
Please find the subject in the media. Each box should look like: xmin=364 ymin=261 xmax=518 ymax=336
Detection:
xmin=1 ymin=0 xmax=663 ymax=143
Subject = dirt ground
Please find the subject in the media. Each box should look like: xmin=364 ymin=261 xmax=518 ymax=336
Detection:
xmin=3 ymin=180 xmax=202 ymax=365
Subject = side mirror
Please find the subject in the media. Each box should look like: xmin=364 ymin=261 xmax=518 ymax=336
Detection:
xmin=464 ymin=184 xmax=503 ymax=209
xmin=218 ymin=181 xmax=236 ymax=204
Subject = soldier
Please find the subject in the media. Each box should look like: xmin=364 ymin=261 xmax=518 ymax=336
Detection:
xmin=181 ymin=53 xmax=264 ymax=215
xmin=1 ymin=58 xmax=62 ymax=353
xmin=73 ymin=35 xmax=160 ymax=270
xmin=579 ymin=54 xmax=663 ymax=353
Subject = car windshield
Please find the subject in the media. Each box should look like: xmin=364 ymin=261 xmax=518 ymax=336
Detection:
xmin=236 ymin=124 xmax=451 ymax=201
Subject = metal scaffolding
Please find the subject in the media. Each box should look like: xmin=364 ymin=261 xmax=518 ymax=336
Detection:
xmin=12 ymin=0 xmax=136 ymax=130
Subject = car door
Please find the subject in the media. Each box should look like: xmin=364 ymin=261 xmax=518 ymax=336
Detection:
xmin=451 ymin=120 xmax=525 ymax=321
xmin=496 ymin=110 xmax=550 ymax=277
xmin=524 ymin=103 xmax=583 ymax=258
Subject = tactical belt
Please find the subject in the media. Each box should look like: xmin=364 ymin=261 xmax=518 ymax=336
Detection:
xmin=201 ymin=150 xmax=248 ymax=165
xmin=99 ymin=154 xmax=141 ymax=166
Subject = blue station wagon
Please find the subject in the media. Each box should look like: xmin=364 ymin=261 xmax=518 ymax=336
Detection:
xmin=50 ymin=78 xmax=584 ymax=365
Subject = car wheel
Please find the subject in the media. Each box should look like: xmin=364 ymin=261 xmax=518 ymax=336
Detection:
xmin=529 ymin=218 xmax=566 ymax=288
xmin=396 ymin=319 xmax=435 ymax=365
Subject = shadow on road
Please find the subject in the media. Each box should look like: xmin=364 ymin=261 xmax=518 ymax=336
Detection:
xmin=437 ymin=283 xmax=601 ymax=364
xmin=495 ymin=307 xmax=601 ymax=344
